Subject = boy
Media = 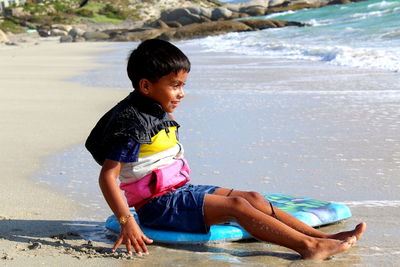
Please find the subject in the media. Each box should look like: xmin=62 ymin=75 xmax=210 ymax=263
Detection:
xmin=86 ymin=39 xmax=366 ymax=259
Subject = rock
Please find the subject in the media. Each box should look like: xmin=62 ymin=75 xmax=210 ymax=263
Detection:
xmin=187 ymin=7 xmax=212 ymax=19
xmin=242 ymin=19 xmax=306 ymax=30
xmin=83 ymin=31 xmax=110 ymax=41
xmin=11 ymin=7 xmax=29 ymax=18
xmin=186 ymin=7 xmax=201 ymax=16
xmin=268 ymin=0 xmax=324 ymax=12
xmin=160 ymin=8 xmax=191 ymax=22
xmin=150 ymin=20 xmax=170 ymax=29
xmin=162 ymin=20 xmax=252 ymax=41
xmin=28 ymin=242 xmax=42 ymax=250
xmin=37 ymin=29 xmax=50 ymax=37
xmin=242 ymin=19 xmax=280 ymax=30
xmin=160 ymin=8 xmax=203 ymax=26
xmin=200 ymin=16 xmax=212 ymax=23
xmin=0 ymin=30 xmax=10 ymax=43
xmin=52 ymin=24 xmax=73 ymax=32
xmin=269 ymin=0 xmax=289 ymax=7
xmin=112 ymin=28 xmax=165 ymax=42
xmin=1 ymin=253 xmax=13 ymax=260
xmin=211 ymin=7 xmax=233 ymax=21
xmin=60 ymin=35 xmax=73 ymax=43
xmin=165 ymin=21 xmax=182 ymax=28
xmin=68 ymin=28 xmax=85 ymax=38
xmin=178 ymin=13 xmax=203 ymax=26
xmin=74 ymin=36 xmax=86 ymax=42
xmin=241 ymin=5 xmax=267 ymax=16
xmin=50 ymin=29 xmax=68 ymax=37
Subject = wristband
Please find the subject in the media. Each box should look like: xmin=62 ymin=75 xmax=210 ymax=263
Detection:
xmin=118 ymin=214 xmax=134 ymax=225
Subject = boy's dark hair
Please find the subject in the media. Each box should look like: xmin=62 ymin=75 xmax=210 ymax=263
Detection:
xmin=127 ymin=39 xmax=191 ymax=89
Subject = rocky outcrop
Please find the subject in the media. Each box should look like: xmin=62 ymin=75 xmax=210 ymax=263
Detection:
xmin=110 ymin=28 xmax=167 ymax=42
xmin=241 ymin=19 xmax=306 ymax=30
xmin=82 ymin=31 xmax=110 ymax=41
xmin=160 ymin=20 xmax=252 ymax=41
xmin=0 ymin=30 xmax=10 ymax=43
xmin=157 ymin=3 xmax=268 ymax=26
xmin=105 ymin=18 xmax=305 ymax=42
xmin=267 ymin=0 xmax=331 ymax=13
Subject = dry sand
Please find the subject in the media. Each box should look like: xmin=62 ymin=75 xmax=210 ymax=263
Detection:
xmin=0 ymin=38 xmax=138 ymax=265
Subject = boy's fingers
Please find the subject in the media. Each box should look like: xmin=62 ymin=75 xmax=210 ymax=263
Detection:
xmin=125 ymin=239 xmax=133 ymax=255
xmin=144 ymin=235 xmax=153 ymax=244
xmin=112 ymin=236 xmax=123 ymax=252
xmin=136 ymin=238 xmax=147 ymax=254
xmin=132 ymin=238 xmax=141 ymax=254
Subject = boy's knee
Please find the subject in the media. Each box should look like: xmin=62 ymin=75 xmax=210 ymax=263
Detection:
xmin=227 ymin=196 xmax=251 ymax=213
xmin=245 ymin=191 xmax=264 ymax=202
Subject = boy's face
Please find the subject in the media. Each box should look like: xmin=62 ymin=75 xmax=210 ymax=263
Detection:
xmin=140 ymin=70 xmax=187 ymax=113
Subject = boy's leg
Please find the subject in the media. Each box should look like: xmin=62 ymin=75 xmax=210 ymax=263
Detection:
xmin=203 ymin=193 xmax=356 ymax=260
xmin=213 ymin=188 xmax=366 ymax=241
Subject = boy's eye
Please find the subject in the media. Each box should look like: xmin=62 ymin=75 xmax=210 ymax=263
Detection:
xmin=173 ymin=83 xmax=184 ymax=88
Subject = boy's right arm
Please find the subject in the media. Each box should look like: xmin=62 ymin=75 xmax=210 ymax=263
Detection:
xmin=99 ymin=159 xmax=153 ymax=255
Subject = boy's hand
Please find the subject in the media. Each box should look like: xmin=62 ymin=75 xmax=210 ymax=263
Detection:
xmin=112 ymin=218 xmax=153 ymax=255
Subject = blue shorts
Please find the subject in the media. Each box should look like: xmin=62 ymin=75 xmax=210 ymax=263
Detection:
xmin=136 ymin=184 xmax=219 ymax=234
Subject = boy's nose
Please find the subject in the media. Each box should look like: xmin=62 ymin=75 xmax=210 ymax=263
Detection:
xmin=178 ymin=88 xmax=185 ymax=99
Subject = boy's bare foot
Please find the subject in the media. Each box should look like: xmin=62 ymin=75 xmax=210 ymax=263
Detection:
xmin=330 ymin=222 xmax=367 ymax=241
xmin=300 ymin=236 xmax=356 ymax=260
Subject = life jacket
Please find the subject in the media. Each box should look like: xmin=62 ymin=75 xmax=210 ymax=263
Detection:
xmin=120 ymin=158 xmax=190 ymax=209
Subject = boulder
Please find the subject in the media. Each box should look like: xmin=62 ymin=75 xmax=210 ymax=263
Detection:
xmin=74 ymin=36 xmax=86 ymax=42
xmin=112 ymin=28 xmax=165 ymax=42
xmin=50 ymin=29 xmax=68 ymax=37
xmin=68 ymin=28 xmax=85 ymax=38
xmin=242 ymin=19 xmax=306 ymax=30
xmin=160 ymin=8 xmax=191 ymax=22
xmin=241 ymin=19 xmax=280 ymax=29
xmin=241 ymin=5 xmax=267 ymax=16
xmin=162 ymin=20 xmax=252 ymax=41
xmin=59 ymin=35 xmax=73 ymax=43
xmin=211 ymin=7 xmax=233 ymax=21
xmin=160 ymin=8 xmax=204 ymax=26
xmin=52 ymin=24 xmax=73 ymax=32
xmin=83 ymin=31 xmax=110 ymax=41
xmin=200 ymin=16 xmax=212 ymax=23
xmin=186 ymin=7 xmax=201 ymax=16
xmin=177 ymin=13 xmax=202 ymax=26
xmin=37 ymin=29 xmax=51 ymax=37
xmin=187 ymin=7 xmax=212 ymax=19
xmin=153 ymin=20 xmax=170 ymax=29
xmin=165 ymin=21 xmax=182 ymax=28
xmin=268 ymin=0 xmax=324 ymax=12
xmin=11 ymin=7 xmax=29 ymax=18
xmin=0 ymin=30 xmax=10 ymax=43
xmin=269 ymin=0 xmax=289 ymax=7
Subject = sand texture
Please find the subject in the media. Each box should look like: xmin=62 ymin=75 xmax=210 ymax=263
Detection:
xmin=0 ymin=39 xmax=132 ymax=265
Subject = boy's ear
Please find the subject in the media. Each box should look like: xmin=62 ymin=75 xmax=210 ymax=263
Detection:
xmin=138 ymin=79 xmax=151 ymax=95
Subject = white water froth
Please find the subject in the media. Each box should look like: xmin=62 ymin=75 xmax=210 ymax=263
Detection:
xmin=198 ymin=32 xmax=400 ymax=72
xmin=339 ymin=200 xmax=400 ymax=208
xmin=367 ymin=1 xmax=393 ymax=9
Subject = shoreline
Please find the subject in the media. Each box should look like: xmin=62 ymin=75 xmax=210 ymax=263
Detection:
xmin=0 ymin=40 xmax=132 ymax=264
xmin=1 ymin=35 xmax=400 ymax=265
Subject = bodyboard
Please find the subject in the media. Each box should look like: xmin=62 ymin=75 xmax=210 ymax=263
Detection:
xmin=105 ymin=193 xmax=352 ymax=244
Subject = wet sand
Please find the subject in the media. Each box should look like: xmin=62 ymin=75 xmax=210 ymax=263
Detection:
xmin=0 ymin=39 xmax=129 ymax=265
xmin=1 ymin=39 xmax=400 ymax=266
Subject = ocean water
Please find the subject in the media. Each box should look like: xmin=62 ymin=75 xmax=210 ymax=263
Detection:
xmin=216 ymin=0 xmax=400 ymax=72
xmin=38 ymin=0 xmax=400 ymax=265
